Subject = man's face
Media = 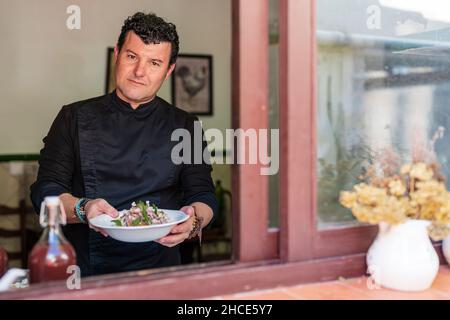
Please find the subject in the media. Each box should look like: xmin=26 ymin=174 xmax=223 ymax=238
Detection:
xmin=114 ymin=31 xmax=175 ymax=107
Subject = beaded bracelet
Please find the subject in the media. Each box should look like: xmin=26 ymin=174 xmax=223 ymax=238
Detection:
xmin=74 ymin=198 xmax=90 ymax=223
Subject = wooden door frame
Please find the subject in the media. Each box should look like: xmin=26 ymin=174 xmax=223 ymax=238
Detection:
xmin=231 ymin=0 xmax=278 ymax=262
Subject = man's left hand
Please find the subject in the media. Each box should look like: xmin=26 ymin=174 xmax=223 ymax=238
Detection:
xmin=155 ymin=206 xmax=195 ymax=247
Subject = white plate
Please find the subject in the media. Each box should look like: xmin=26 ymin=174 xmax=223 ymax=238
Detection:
xmin=89 ymin=209 xmax=189 ymax=243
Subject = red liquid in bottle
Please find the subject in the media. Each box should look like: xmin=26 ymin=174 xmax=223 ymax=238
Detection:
xmin=28 ymin=242 xmax=76 ymax=284
xmin=28 ymin=197 xmax=77 ymax=284
xmin=0 ymin=247 xmax=7 ymax=277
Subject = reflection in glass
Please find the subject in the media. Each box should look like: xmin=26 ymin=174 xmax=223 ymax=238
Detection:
xmin=317 ymin=0 xmax=450 ymax=229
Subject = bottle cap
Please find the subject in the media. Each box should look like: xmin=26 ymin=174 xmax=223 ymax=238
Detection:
xmin=44 ymin=196 xmax=60 ymax=206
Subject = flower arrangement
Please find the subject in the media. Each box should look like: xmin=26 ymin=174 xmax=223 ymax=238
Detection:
xmin=339 ymin=128 xmax=450 ymax=241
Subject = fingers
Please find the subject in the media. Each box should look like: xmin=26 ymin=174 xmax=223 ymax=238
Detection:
xmin=170 ymin=220 xmax=193 ymax=235
xmin=156 ymin=233 xmax=188 ymax=247
xmin=86 ymin=199 xmax=119 ymax=219
xmin=156 ymin=217 xmax=194 ymax=247
xmin=180 ymin=206 xmax=194 ymax=217
xmin=85 ymin=199 xmax=116 ymax=237
xmin=98 ymin=200 xmax=119 ymax=218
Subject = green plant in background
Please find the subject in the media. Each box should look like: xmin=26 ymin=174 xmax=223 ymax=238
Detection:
xmin=317 ymin=146 xmax=372 ymax=226
xmin=210 ymin=180 xmax=231 ymax=234
xmin=317 ymin=93 xmax=374 ymax=226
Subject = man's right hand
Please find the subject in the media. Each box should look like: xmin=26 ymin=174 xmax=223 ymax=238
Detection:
xmin=85 ymin=199 xmax=119 ymax=237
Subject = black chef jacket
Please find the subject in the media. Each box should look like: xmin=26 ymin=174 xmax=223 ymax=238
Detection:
xmin=30 ymin=91 xmax=217 ymax=277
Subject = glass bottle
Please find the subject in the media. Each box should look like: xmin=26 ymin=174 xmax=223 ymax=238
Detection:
xmin=28 ymin=196 xmax=76 ymax=284
xmin=0 ymin=246 xmax=7 ymax=277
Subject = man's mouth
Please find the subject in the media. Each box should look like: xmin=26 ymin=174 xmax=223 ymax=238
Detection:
xmin=128 ymin=79 xmax=145 ymax=86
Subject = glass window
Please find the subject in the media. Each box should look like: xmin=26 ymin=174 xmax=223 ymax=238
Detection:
xmin=317 ymin=0 xmax=450 ymax=229
xmin=269 ymin=0 xmax=280 ymax=228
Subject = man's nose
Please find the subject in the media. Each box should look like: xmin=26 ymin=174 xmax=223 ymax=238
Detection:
xmin=134 ymin=61 xmax=147 ymax=77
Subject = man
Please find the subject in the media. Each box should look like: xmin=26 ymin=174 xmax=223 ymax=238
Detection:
xmin=30 ymin=12 xmax=217 ymax=277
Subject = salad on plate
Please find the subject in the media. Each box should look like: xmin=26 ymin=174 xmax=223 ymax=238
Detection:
xmin=111 ymin=201 xmax=169 ymax=227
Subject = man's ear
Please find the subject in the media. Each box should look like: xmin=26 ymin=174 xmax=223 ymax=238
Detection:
xmin=114 ymin=46 xmax=119 ymax=63
xmin=165 ymin=63 xmax=176 ymax=81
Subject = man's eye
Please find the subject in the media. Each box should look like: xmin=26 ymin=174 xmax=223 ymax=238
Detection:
xmin=127 ymin=54 xmax=136 ymax=60
xmin=152 ymin=61 xmax=160 ymax=67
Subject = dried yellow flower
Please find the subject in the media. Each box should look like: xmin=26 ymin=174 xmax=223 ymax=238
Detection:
xmin=339 ymin=161 xmax=450 ymax=240
xmin=409 ymin=162 xmax=434 ymax=181
xmin=354 ymin=183 xmax=387 ymax=206
xmin=400 ymin=164 xmax=412 ymax=175
xmin=388 ymin=179 xmax=406 ymax=196
xmin=340 ymin=191 xmax=357 ymax=208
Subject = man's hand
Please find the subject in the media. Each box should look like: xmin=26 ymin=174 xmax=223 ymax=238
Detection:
xmin=155 ymin=206 xmax=195 ymax=247
xmin=85 ymin=199 xmax=119 ymax=237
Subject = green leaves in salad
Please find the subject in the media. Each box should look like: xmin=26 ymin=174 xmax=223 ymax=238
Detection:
xmin=111 ymin=219 xmax=123 ymax=226
xmin=111 ymin=201 xmax=162 ymax=227
xmin=131 ymin=217 xmax=142 ymax=226
xmin=137 ymin=200 xmax=150 ymax=224
xmin=152 ymin=203 xmax=158 ymax=215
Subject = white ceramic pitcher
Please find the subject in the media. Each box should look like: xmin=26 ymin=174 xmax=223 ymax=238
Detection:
xmin=366 ymin=219 xmax=439 ymax=292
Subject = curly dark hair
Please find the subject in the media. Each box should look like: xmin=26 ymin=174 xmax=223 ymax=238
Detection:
xmin=117 ymin=12 xmax=179 ymax=65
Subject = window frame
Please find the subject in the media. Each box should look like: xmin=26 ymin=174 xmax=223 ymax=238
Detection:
xmin=278 ymin=0 xmax=379 ymax=262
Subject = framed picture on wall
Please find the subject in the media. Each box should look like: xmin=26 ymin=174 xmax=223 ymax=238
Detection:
xmin=171 ymin=54 xmax=213 ymax=115
xmin=105 ymin=47 xmax=115 ymax=94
